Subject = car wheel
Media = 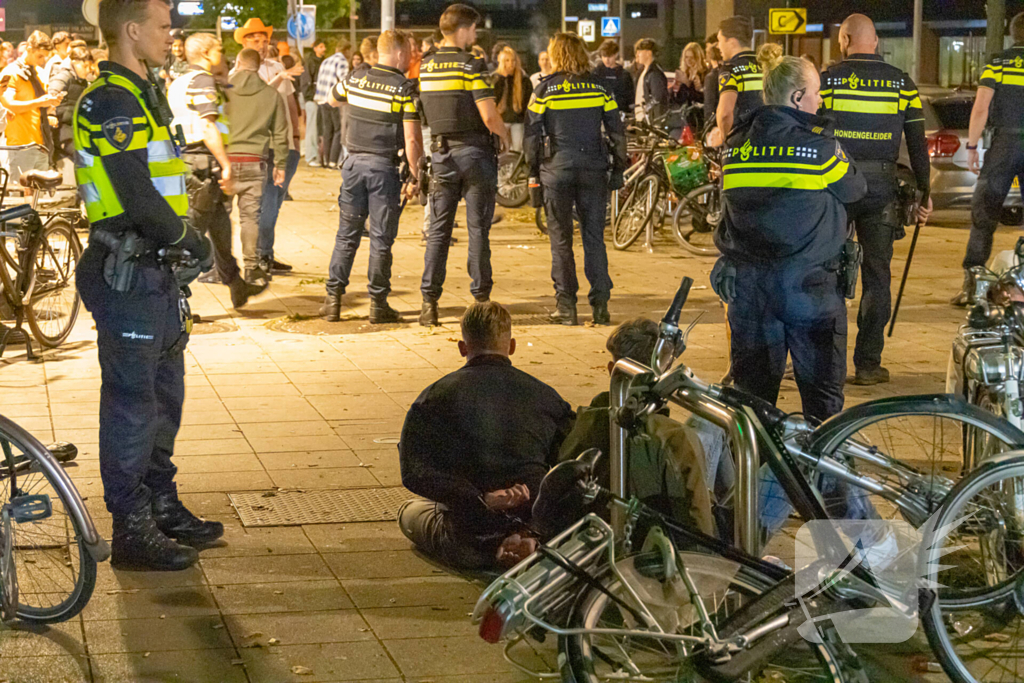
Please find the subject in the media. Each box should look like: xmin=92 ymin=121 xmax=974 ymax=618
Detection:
xmin=1001 ymin=206 xmax=1024 ymax=226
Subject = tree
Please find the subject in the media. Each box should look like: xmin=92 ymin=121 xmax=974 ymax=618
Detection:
xmin=197 ymin=0 xmax=356 ymax=30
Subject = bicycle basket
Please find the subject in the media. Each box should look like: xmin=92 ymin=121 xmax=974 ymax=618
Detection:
xmin=663 ymin=147 xmax=709 ymax=197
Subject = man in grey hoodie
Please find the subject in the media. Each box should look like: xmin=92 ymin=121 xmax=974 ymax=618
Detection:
xmin=228 ymin=49 xmax=288 ymax=284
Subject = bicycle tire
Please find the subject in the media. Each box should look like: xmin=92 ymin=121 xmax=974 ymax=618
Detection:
xmin=0 ymin=415 xmax=97 ymax=624
xmin=560 ymin=552 xmax=859 ymax=683
xmin=671 ymin=184 xmax=721 ymax=256
xmin=612 ymin=174 xmax=661 ymax=251
xmin=496 ymin=152 xmax=529 ymax=208
xmin=919 ymin=451 xmax=1024 ymax=683
xmin=25 ymin=218 xmax=81 ymax=348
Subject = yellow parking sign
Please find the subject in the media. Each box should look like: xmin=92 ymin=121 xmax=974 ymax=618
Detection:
xmin=769 ymin=8 xmax=807 ymax=34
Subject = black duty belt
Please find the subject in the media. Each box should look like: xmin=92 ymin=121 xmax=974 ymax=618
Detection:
xmin=436 ymin=132 xmax=491 ymax=148
xmin=854 ymin=160 xmax=896 ymax=175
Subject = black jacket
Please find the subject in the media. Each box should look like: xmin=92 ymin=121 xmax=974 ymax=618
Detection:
xmin=399 ymin=355 xmax=574 ymax=533
xmin=592 ymin=63 xmax=634 ymax=116
xmin=492 ymin=70 xmax=532 ymax=124
xmin=715 ymin=106 xmax=867 ymax=267
xmin=639 ymin=63 xmax=669 ymax=121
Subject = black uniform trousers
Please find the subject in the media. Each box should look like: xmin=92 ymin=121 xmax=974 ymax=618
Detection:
xmin=541 ymin=165 xmax=613 ymax=305
xmin=847 ymin=171 xmax=899 ymax=372
xmin=421 ymin=143 xmax=497 ymax=302
xmin=729 ymin=262 xmax=847 ymax=424
xmin=76 ymin=246 xmax=187 ymax=517
xmin=318 ymin=103 xmax=343 ymax=166
xmin=327 ymin=153 xmax=402 ymax=299
xmin=965 ymin=129 xmax=1024 ymax=269
xmin=185 ymin=155 xmax=240 ymax=285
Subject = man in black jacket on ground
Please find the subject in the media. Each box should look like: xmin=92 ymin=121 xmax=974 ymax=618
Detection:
xmin=398 ymin=302 xmax=574 ymax=570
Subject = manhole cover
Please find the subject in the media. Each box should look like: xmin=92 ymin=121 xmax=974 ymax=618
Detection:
xmin=229 ymin=487 xmax=417 ymax=527
xmin=266 ymin=316 xmax=409 ymax=335
xmin=191 ymin=320 xmax=237 ymax=335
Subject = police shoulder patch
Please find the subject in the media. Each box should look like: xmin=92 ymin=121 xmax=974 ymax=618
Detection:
xmin=102 ymin=117 xmax=133 ymax=151
xmin=835 ymin=141 xmax=849 ymax=162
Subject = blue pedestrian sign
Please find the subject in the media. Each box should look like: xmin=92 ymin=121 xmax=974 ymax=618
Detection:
xmin=601 ymin=17 xmax=621 ymax=37
xmin=287 ymin=11 xmax=315 ymax=41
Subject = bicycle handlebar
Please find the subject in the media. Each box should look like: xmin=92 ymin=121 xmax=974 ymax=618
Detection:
xmin=663 ymin=276 xmax=693 ymax=328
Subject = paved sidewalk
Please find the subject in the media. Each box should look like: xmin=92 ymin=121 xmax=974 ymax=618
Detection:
xmin=0 ymin=165 xmax=1002 ymax=682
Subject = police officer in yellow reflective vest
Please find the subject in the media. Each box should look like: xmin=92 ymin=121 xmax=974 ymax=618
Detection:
xmin=417 ymin=3 xmax=509 ymax=326
xmin=168 ymin=32 xmax=264 ymax=308
xmin=74 ymin=0 xmax=222 ymax=571
xmin=819 ymin=14 xmax=932 ymax=386
xmin=712 ymin=54 xmax=866 ymax=423
xmin=525 ymin=32 xmax=626 ymax=326
xmin=954 ymin=11 xmax=1024 ymax=305
xmin=715 ymin=16 xmax=763 ymax=139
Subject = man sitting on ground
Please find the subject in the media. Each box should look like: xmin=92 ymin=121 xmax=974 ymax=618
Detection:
xmin=558 ymin=318 xmax=718 ymax=537
xmin=398 ymin=302 xmax=574 ymax=570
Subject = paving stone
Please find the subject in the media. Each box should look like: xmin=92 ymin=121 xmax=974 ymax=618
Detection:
xmin=323 ymin=550 xmax=442 ymax=580
xmin=341 ymin=576 xmax=481 ymax=609
xmin=302 ymin=523 xmax=410 ymax=553
xmin=90 ymin=648 xmax=247 ymax=682
xmin=240 ymin=641 xmax=400 ymax=682
xmin=199 ymin=522 xmax=317 ymax=558
xmin=360 ymin=605 xmax=479 ymax=640
xmin=202 ymin=554 xmax=334 ymax=585
xmin=257 ymin=449 xmax=363 ymax=470
xmin=225 ymin=609 xmax=372 ymax=645
xmin=269 ymin=466 xmax=380 ymax=490
xmin=84 ymin=615 xmax=232 ymax=653
xmin=211 ymin=580 xmax=353 ymax=614
xmin=0 ymin=654 xmax=91 ymax=682
xmin=95 ymin=564 xmax=208 ymax=591
xmin=82 ymin=585 xmax=220 ymax=620
xmin=248 ymin=434 xmax=350 ymax=453
xmin=0 ymin=620 xmax=86 ymax=656
xmin=383 ymin=635 xmax=544 ymax=677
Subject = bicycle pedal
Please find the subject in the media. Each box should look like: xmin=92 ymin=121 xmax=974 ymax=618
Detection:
xmin=9 ymin=494 xmax=51 ymax=523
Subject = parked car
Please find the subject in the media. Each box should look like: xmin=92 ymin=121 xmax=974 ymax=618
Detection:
xmin=923 ymin=91 xmax=1022 ymax=224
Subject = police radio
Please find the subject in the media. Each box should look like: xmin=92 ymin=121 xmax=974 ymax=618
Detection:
xmin=141 ymin=61 xmax=187 ymax=149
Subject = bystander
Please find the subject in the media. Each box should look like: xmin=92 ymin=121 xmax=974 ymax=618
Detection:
xmin=313 ymin=41 xmax=349 ymax=168
xmin=0 ymin=31 xmax=61 ymax=178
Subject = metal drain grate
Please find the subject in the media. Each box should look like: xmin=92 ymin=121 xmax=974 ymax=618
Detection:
xmin=229 ymin=487 xmax=417 ymax=527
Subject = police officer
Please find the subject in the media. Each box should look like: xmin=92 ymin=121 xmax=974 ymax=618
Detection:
xmin=715 ymin=16 xmax=764 ymax=140
xmin=820 ymin=14 xmax=932 ymax=385
xmin=318 ymin=30 xmax=423 ymax=324
xmin=74 ymin=0 xmax=223 ymax=571
xmin=712 ymin=53 xmax=866 ymax=423
xmin=525 ymin=32 xmax=626 ymax=326
xmin=167 ymin=32 xmax=265 ymax=307
xmin=953 ymin=11 xmax=1024 ymax=306
xmin=417 ymin=3 xmax=509 ymax=326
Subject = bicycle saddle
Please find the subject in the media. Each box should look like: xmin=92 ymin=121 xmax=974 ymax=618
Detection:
xmin=19 ymin=169 xmax=63 ymax=192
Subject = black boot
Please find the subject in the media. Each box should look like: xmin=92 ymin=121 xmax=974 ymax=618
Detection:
xmin=369 ymin=299 xmax=402 ymax=324
xmin=591 ymin=301 xmax=610 ymax=326
xmin=111 ymin=507 xmax=199 ymax=571
xmin=950 ymin=268 xmax=975 ymax=307
xmin=549 ymin=297 xmax=578 ymax=326
xmin=152 ymin=492 xmax=225 ymax=546
xmin=320 ymin=291 xmax=342 ymax=322
xmin=229 ymin=275 xmax=266 ymax=309
xmin=419 ymin=300 xmax=439 ymax=326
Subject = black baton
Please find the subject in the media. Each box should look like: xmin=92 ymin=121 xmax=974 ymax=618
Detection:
xmin=888 ymin=191 xmax=929 ymax=337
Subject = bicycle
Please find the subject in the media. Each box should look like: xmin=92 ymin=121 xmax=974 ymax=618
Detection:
xmin=0 ymin=413 xmax=108 ymax=624
xmin=496 ymin=150 xmax=530 ymax=209
xmin=474 ymin=276 xmax=1024 ymax=682
xmin=0 ymin=146 xmax=83 ymax=358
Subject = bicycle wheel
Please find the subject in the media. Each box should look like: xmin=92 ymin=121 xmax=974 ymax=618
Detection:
xmin=560 ymin=551 xmax=856 ymax=682
xmin=796 ymin=397 xmax=1024 ymax=565
xmin=496 ymin=152 xmax=529 ymax=208
xmin=672 ymin=184 xmax=721 ymax=256
xmin=920 ymin=452 xmax=1024 ymax=683
xmin=0 ymin=416 xmax=96 ymax=623
xmin=613 ymin=174 xmax=661 ymax=251
xmin=25 ymin=218 xmax=81 ymax=348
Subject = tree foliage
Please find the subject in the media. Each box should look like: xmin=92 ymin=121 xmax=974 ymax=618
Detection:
xmin=195 ymin=0 xmax=356 ymax=30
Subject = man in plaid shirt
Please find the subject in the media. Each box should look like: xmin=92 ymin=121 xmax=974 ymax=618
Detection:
xmin=314 ymin=43 xmax=349 ymax=167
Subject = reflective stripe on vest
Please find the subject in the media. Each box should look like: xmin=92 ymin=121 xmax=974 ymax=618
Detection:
xmin=73 ymin=72 xmax=190 ymax=224
xmin=168 ymin=69 xmax=230 ymax=147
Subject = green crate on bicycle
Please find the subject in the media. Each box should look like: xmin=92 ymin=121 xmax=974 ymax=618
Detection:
xmin=662 ymin=147 xmax=709 ymax=197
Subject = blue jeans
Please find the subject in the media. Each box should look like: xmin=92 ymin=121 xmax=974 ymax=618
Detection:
xmin=326 ymin=154 xmax=402 ymax=299
xmin=421 ymin=144 xmax=497 ymax=301
xmin=258 ymin=148 xmax=300 ymax=263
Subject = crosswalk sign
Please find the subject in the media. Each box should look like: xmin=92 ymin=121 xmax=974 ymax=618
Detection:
xmin=601 ymin=17 xmax=620 ymax=37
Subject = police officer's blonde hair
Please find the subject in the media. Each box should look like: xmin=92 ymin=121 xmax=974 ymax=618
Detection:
xmin=100 ymin=0 xmax=171 ymax=45
xmin=461 ymin=302 xmax=512 ymax=352
xmin=548 ymin=32 xmax=590 ymax=77
xmin=377 ymin=30 xmax=411 ymax=56
xmin=758 ymin=45 xmax=815 ymax=107
xmin=184 ymin=32 xmax=220 ymax=64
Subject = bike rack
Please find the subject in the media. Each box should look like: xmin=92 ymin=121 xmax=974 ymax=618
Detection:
xmin=610 ymin=359 xmax=762 ymax=557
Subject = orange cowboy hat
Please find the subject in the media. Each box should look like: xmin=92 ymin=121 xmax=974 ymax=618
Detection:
xmin=234 ymin=17 xmax=274 ymax=44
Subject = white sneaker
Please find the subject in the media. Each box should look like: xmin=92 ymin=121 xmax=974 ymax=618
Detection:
xmin=308 ymin=160 xmax=322 ymax=168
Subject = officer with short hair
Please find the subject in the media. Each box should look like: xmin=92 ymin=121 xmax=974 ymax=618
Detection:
xmin=526 ymin=31 xmax=626 ymax=326
xmin=953 ymin=11 xmax=1024 ymax=306
xmin=74 ymin=0 xmax=222 ymax=571
xmin=716 ymin=16 xmax=763 ymax=139
xmin=417 ymin=3 xmax=510 ymax=326
xmin=167 ymin=32 xmax=264 ymax=308
xmin=819 ymin=14 xmax=932 ymax=385
xmin=318 ymin=29 xmax=423 ymax=324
